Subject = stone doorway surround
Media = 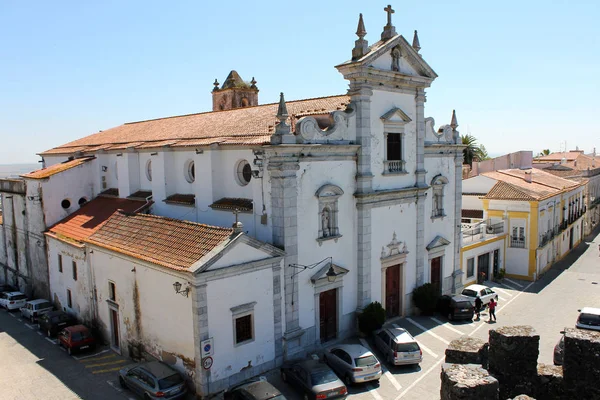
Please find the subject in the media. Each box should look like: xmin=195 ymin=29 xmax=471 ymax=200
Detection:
xmin=311 ymin=262 xmax=348 ymax=346
xmin=380 ymin=232 xmax=408 ymax=317
xmin=426 ymin=235 xmax=450 ymax=293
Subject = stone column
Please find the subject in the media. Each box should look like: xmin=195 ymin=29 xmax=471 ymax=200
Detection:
xmin=440 ymin=363 xmax=499 ymax=400
xmin=349 ymin=83 xmax=373 ymax=310
xmin=268 ymin=157 xmax=301 ymax=356
xmin=414 ymin=89 xmax=427 ymax=188
xmin=453 ymin=148 xmax=464 ymax=293
xmin=415 ymin=194 xmax=426 ymax=286
xmin=272 ymin=262 xmax=284 ymax=365
xmin=191 ymin=283 xmax=209 ymax=397
xmin=445 ymin=336 xmax=489 ymax=368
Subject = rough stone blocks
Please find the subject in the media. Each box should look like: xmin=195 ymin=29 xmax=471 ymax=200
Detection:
xmin=440 ymin=363 xmax=499 ymax=400
xmin=535 ymin=363 xmax=563 ymax=400
xmin=445 ymin=336 xmax=489 ymax=368
xmin=562 ymin=327 xmax=600 ymax=400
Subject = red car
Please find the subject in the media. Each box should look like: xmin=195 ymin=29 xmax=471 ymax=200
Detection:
xmin=58 ymin=325 xmax=96 ymax=355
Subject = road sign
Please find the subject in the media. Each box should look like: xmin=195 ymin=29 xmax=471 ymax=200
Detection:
xmin=201 ymin=338 xmax=214 ymax=358
xmin=202 ymin=356 xmax=213 ymax=370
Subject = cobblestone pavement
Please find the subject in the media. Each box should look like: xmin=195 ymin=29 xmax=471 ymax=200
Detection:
xmin=0 ymin=309 xmax=135 ymax=400
xmin=266 ymin=228 xmax=600 ymax=400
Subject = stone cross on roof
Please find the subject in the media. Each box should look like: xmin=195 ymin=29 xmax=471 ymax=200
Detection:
xmin=381 ymin=4 xmax=397 ymax=41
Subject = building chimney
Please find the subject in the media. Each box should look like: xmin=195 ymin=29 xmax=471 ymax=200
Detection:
xmin=524 ymin=170 xmax=532 ymax=183
xmin=211 ymin=71 xmax=259 ymax=111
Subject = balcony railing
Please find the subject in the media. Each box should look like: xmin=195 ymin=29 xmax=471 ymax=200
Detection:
xmin=510 ymin=236 xmax=526 ymax=248
xmin=383 ymin=160 xmax=406 ymax=174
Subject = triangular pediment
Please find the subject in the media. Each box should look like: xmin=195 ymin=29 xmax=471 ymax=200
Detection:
xmin=310 ymin=261 xmax=349 ymax=284
xmin=381 ymin=107 xmax=412 ymax=124
xmin=426 ymin=235 xmax=451 ymax=251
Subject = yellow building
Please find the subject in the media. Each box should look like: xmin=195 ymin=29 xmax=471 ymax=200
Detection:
xmin=461 ymin=168 xmax=584 ymax=284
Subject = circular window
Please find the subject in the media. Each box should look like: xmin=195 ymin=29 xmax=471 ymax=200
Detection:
xmin=61 ymin=199 xmax=71 ymax=209
xmin=146 ymin=160 xmax=152 ymax=182
xmin=78 ymin=197 xmax=88 ymax=207
xmin=185 ymin=160 xmax=195 ymax=183
xmin=235 ymin=160 xmax=252 ymax=186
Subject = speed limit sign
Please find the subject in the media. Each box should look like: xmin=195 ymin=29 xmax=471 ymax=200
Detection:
xmin=202 ymin=356 xmax=213 ymax=370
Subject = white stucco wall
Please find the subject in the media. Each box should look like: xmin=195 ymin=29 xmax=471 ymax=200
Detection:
xmin=206 ymin=267 xmax=275 ymax=382
xmin=461 ymin=238 xmax=505 ymax=285
xmin=91 ymin=249 xmax=195 ymax=376
xmin=462 ymin=175 xmax=497 ymax=194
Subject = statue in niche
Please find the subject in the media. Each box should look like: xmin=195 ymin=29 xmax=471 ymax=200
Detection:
xmin=321 ymin=207 xmax=331 ymax=237
xmin=391 ymin=46 xmax=401 ymax=72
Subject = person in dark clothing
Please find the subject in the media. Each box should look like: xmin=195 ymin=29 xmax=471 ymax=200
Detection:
xmin=488 ymin=298 xmax=497 ymax=322
xmin=474 ymin=296 xmax=483 ymax=321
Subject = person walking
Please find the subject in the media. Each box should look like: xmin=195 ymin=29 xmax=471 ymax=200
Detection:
xmin=474 ymin=296 xmax=483 ymax=321
xmin=488 ymin=298 xmax=497 ymax=323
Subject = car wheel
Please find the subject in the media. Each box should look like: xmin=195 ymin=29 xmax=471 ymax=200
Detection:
xmin=119 ymin=376 xmax=127 ymax=389
xmin=303 ymin=394 xmax=309 ymax=400
xmin=281 ymin=371 xmax=287 ymax=382
xmin=67 ymin=347 xmax=72 ymax=355
xmin=448 ymin=312 xmax=453 ymax=321
xmin=144 ymin=394 xmax=152 ymax=400
xmin=387 ymin=354 xmax=394 ymax=365
xmin=344 ymin=375 xmax=352 ymax=386
xmin=47 ymin=330 xmax=52 ymax=337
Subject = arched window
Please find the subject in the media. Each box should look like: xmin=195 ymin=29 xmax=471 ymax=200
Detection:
xmin=315 ymin=184 xmax=344 ymax=242
xmin=431 ymin=175 xmax=449 ymax=218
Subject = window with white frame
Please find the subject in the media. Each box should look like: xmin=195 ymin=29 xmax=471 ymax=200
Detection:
xmin=380 ymin=107 xmax=411 ymax=175
xmin=511 ymin=226 xmax=526 ymax=248
xmin=231 ymin=302 xmax=256 ymax=346
xmin=467 ymin=258 xmax=475 ymax=278
xmin=315 ymin=184 xmax=344 ymax=240
xmin=431 ymin=175 xmax=448 ymax=218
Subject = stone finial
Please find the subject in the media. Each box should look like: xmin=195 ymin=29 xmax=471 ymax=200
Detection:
xmin=271 ymin=92 xmax=295 ymax=144
xmin=213 ymin=79 xmax=220 ymax=92
xmin=352 ymin=13 xmax=369 ymax=60
xmin=250 ymin=77 xmax=257 ymax=89
xmin=232 ymin=209 xmax=244 ymax=233
xmin=412 ymin=30 xmax=421 ymax=52
xmin=450 ymin=109 xmax=458 ymax=130
xmin=381 ymin=4 xmax=397 ymax=41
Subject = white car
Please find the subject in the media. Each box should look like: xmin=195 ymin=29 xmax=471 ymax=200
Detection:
xmin=20 ymin=299 xmax=53 ymax=322
xmin=576 ymin=307 xmax=600 ymax=331
xmin=0 ymin=292 xmax=28 ymax=311
xmin=461 ymin=284 xmax=498 ymax=306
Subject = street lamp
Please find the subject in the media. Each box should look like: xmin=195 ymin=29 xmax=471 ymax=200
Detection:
xmin=173 ymin=281 xmax=190 ymax=297
xmin=326 ymin=265 xmax=338 ymax=283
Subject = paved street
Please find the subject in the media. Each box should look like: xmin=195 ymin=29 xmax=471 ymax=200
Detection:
xmin=0 ymin=309 xmax=134 ymax=400
xmin=268 ymin=228 xmax=600 ymax=400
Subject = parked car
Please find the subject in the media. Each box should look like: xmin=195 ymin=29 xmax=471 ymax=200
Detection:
xmin=118 ymin=361 xmax=188 ymax=399
xmin=374 ymin=327 xmax=422 ymax=366
xmin=323 ymin=344 xmax=382 ymax=385
xmin=39 ymin=311 xmax=78 ymax=337
xmin=224 ymin=377 xmax=286 ymax=400
xmin=461 ymin=284 xmax=498 ymax=306
xmin=553 ymin=334 xmax=564 ymax=366
xmin=281 ymin=359 xmax=347 ymax=400
xmin=0 ymin=284 xmax=17 ymax=295
xmin=437 ymin=295 xmax=475 ymax=321
xmin=20 ymin=299 xmax=53 ymax=322
xmin=58 ymin=325 xmax=96 ymax=355
xmin=0 ymin=291 xmax=28 ymax=311
xmin=576 ymin=307 xmax=600 ymax=331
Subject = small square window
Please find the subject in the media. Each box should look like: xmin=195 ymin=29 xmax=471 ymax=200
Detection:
xmin=235 ymin=314 xmax=253 ymax=345
xmin=67 ymin=289 xmax=72 ymax=308
xmin=72 ymin=261 xmax=77 ymax=281
xmin=58 ymin=255 xmax=63 ymax=273
xmin=109 ymin=281 xmax=116 ymax=301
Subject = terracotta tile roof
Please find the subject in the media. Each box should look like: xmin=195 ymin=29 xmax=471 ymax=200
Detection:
xmin=135 ymin=140 xmax=179 ymax=149
xmin=164 ymin=193 xmax=195 ymax=206
xmin=86 ymin=212 xmax=234 ymax=270
xmin=535 ymin=153 xmax=599 ymax=172
xmin=484 ymin=181 xmax=537 ymax=201
xmin=21 ymin=157 xmax=95 ymax=179
xmin=41 ymin=95 xmax=351 ymax=155
xmin=128 ymin=190 xmax=153 ymax=199
xmin=47 ymin=197 xmax=148 ymax=243
xmin=210 ymin=198 xmax=253 ymax=212
xmin=461 ymin=209 xmax=484 ymax=219
xmin=482 ymin=168 xmax=581 ymax=200
xmin=535 ymin=151 xmax=585 ymax=162
xmin=100 ymin=188 xmax=119 ymax=197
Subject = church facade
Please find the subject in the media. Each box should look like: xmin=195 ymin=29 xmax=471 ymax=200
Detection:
xmin=0 ymin=7 xmax=463 ymax=397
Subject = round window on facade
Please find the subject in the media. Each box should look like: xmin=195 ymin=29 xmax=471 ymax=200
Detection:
xmin=235 ymin=160 xmax=252 ymax=186
xmin=78 ymin=197 xmax=88 ymax=207
xmin=61 ymin=199 xmax=71 ymax=209
xmin=185 ymin=160 xmax=195 ymax=183
xmin=146 ymin=160 xmax=152 ymax=182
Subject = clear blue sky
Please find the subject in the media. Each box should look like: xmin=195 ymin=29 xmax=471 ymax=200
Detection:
xmin=1 ymin=1 xmax=599 ymax=164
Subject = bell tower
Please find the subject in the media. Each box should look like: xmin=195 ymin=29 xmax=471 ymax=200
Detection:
xmin=211 ymin=71 xmax=259 ymax=111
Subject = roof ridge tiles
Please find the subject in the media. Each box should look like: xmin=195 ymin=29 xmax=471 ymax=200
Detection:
xmin=115 ymin=210 xmax=234 ymax=232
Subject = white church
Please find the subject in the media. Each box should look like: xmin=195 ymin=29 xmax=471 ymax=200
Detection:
xmin=0 ymin=7 xmax=463 ymax=397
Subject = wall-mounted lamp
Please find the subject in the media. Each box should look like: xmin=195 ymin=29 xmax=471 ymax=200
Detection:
xmin=116 ymin=153 xmax=123 ymax=157
xmin=195 ymin=149 xmax=204 ymax=155
xmin=101 ymin=166 xmax=108 ymax=172
xmin=289 ymin=257 xmax=338 ymax=305
xmin=150 ymin=152 xmax=158 ymax=156
xmin=173 ymin=281 xmax=190 ymax=297
xmin=251 ymin=170 xmax=261 ymax=179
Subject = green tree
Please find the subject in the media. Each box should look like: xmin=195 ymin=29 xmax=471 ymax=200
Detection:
xmin=538 ymin=149 xmax=551 ymax=157
xmin=461 ymin=134 xmax=489 ymax=166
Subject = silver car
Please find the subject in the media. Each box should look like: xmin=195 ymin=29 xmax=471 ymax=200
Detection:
xmin=119 ymin=361 xmax=187 ymax=399
xmin=280 ymin=359 xmax=347 ymax=400
xmin=374 ymin=327 xmax=422 ymax=366
xmin=324 ymin=344 xmax=382 ymax=385
xmin=576 ymin=307 xmax=600 ymax=331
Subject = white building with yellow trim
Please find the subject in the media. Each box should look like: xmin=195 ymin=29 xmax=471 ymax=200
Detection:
xmin=460 ymin=168 xmax=584 ymax=285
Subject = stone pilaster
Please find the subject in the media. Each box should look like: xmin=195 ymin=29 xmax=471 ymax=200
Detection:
xmin=268 ymin=157 xmax=301 ymax=356
xmin=415 ymin=89 xmax=427 ymax=188
xmin=349 ymin=83 xmax=373 ymax=310
xmin=416 ymin=193 xmax=426 ymax=285
xmin=272 ymin=262 xmax=284 ymax=364
xmin=453 ymin=152 xmax=464 ymax=292
xmin=191 ymin=283 xmax=209 ymax=397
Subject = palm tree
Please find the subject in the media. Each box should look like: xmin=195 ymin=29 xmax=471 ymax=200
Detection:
xmin=538 ymin=149 xmax=551 ymax=157
xmin=461 ymin=134 xmax=486 ymax=166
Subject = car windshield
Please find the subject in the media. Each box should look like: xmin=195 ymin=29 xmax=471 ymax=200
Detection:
xmin=394 ymin=342 xmax=420 ymax=352
xmin=311 ymin=369 xmax=338 ymax=385
xmin=11 ymin=295 xmax=27 ymax=301
xmin=455 ymin=301 xmax=472 ymax=309
xmin=158 ymin=373 xmax=184 ymax=389
xmin=579 ymin=313 xmax=600 ymax=325
xmin=462 ymin=289 xmax=477 ymax=297
xmin=71 ymin=331 xmax=91 ymax=341
xmin=355 ymin=355 xmax=377 ymax=367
